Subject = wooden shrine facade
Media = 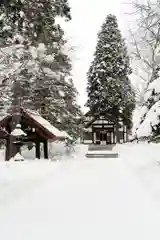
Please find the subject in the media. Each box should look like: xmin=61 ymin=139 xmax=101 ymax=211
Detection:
xmin=0 ymin=108 xmax=64 ymax=161
xmin=81 ymin=112 xmax=129 ymax=145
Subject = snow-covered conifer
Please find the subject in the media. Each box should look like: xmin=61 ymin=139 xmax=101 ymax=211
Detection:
xmin=86 ymin=14 xmax=135 ymax=128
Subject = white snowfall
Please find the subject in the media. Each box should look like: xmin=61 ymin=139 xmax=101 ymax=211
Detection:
xmin=1 ymin=143 xmax=160 ymax=239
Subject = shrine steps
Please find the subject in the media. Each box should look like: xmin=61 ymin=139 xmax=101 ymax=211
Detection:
xmin=86 ymin=153 xmax=118 ymax=158
xmin=86 ymin=144 xmax=118 ymax=158
xmin=88 ymin=144 xmax=115 ymax=151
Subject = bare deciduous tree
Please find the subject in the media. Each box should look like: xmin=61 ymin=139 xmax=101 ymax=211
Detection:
xmin=128 ymin=0 xmax=160 ymax=106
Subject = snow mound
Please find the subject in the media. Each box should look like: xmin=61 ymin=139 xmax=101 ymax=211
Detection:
xmin=14 ymin=153 xmax=24 ymax=161
xmin=134 ymin=76 xmax=160 ymax=138
xmin=137 ymin=101 xmax=160 ymax=138
xmin=116 ymin=143 xmax=160 ymax=201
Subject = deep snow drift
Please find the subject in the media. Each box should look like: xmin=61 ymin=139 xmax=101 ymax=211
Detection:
xmin=0 ymin=143 xmax=160 ymax=240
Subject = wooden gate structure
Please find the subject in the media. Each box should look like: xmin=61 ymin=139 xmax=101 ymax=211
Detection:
xmin=0 ymin=108 xmax=65 ymax=160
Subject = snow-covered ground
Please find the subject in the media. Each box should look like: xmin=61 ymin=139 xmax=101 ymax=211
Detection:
xmin=116 ymin=143 xmax=160 ymax=201
xmin=1 ymin=143 xmax=160 ymax=239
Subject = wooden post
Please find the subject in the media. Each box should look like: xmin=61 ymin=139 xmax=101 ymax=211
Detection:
xmin=113 ymin=126 xmax=115 ymax=144
xmin=126 ymin=128 xmax=129 ymax=142
xmin=115 ymin=122 xmax=120 ymax=143
xmin=43 ymin=140 xmax=48 ymax=159
xmin=5 ymin=119 xmax=14 ymax=161
xmin=92 ymin=131 xmax=94 ymax=144
xmin=36 ymin=140 xmax=40 ymax=159
xmin=123 ymin=124 xmax=125 ymax=143
xmin=15 ymin=142 xmax=21 ymax=155
xmin=5 ymin=135 xmax=16 ymax=161
xmin=5 ymin=137 xmax=10 ymax=161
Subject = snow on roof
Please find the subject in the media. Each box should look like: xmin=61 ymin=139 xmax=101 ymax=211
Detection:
xmin=11 ymin=126 xmax=27 ymax=137
xmin=61 ymin=131 xmax=72 ymax=140
xmin=0 ymin=109 xmax=66 ymax=139
xmin=26 ymin=110 xmax=65 ymax=139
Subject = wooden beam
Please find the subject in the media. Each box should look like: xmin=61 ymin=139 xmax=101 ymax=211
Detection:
xmin=43 ymin=140 xmax=48 ymax=159
xmin=5 ymin=135 xmax=17 ymax=161
xmin=5 ymin=137 xmax=10 ymax=161
xmin=126 ymin=129 xmax=129 ymax=142
xmin=123 ymin=124 xmax=125 ymax=143
xmin=115 ymin=122 xmax=120 ymax=143
xmin=92 ymin=126 xmax=94 ymax=144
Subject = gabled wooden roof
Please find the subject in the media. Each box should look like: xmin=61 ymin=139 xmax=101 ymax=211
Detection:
xmin=24 ymin=109 xmax=64 ymax=139
xmin=0 ymin=108 xmax=65 ymax=140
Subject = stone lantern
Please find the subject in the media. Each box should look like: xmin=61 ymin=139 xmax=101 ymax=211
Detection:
xmin=10 ymin=124 xmax=27 ymax=161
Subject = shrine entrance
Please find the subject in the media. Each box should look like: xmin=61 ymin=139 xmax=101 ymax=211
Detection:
xmin=81 ymin=112 xmax=129 ymax=145
xmin=100 ymin=131 xmax=112 ymax=144
xmin=93 ymin=127 xmax=115 ymax=145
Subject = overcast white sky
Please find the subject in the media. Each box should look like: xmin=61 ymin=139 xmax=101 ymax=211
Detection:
xmin=63 ymin=0 xmax=131 ymax=112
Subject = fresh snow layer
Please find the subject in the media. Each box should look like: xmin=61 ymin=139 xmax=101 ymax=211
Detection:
xmin=87 ymin=150 xmax=117 ymax=154
xmin=0 ymin=144 xmax=160 ymax=239
xmin=13 ymin=152 xmax=24 ymax=161
xmin=61 ymin=130 xmax=72 ymax=140
xmin=11 ymin=127 xmax=27 ymax=136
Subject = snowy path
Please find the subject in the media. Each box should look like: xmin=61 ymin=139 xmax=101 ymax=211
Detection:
xmin=1 ymin=147 xmax=160 ymax=239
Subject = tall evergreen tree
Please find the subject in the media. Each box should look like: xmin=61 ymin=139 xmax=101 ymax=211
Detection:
xmin=0 ymin=0 xmax=81 ymax=137
xmin=86 ymin=14 xmax=135 ymax=128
